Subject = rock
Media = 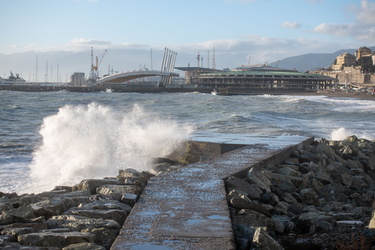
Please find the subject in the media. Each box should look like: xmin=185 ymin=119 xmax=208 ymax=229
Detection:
xmin=82 ymin=227 xmax=118 ymax=249
xmin=117 ymin=169 xmax=148 ymax=186
xmin=79 ymin=199 xmax=132 ymax=213
xmin=63 ymin=208 xmax=127 ymax=225
xmin=96 ymin=184 xmax=141 ymax=202
xmin=232 ymin=224 xmax=254 ymax=250
xmin=1 ymin=205 xmax=36 ymax=224
xmin=73 ymin=179 xmax=121 ymax=194
xmin=229 ymin=197 xmax=271 ymax=217
xmin=232 ymin=209 xmax=274 ymax=230
xmin=121 ymin=193 xmax=138 ymax=206
xmin=1 ymin=227 xmax=37 ymax=242
xmin=299 ymin=188 xmax=318 ymax=206
xmin=47 ymin=215 xmax=120 ymax=231
xmin=251 ymin=227 xmax=284 ymax=250
xmin=31 ymin=198 xmax=66 ymax=218
xmin=296 ymin=212 xmax=336 ymax=234
xmin=18 ymin=231 xmax=95 ymax=248
xmin=226 ymin=176 xmax=263 ymax=200
xmin=271 ymin=215 xmax=294 ymax=234
xmin=0 ymin=198 xmax=13 ymax=212
xmin=247 ymin=168 xmax=272 ymax=193
xmin=63 ymin=242 xmax=106 ymax=250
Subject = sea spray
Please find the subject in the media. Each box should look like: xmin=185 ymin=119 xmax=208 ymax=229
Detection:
xmin=22 ymin=103 xmax=193 ymax=194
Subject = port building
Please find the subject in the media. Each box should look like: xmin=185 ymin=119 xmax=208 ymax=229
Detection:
xmin=175 ymin=66 xmax=337 ymax=90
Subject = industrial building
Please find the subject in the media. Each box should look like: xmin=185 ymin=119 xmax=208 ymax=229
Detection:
xmin=176 ymin=66 xmax=337 ymax=90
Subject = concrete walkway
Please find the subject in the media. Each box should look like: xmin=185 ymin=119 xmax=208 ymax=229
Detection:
xmin=111 ymin=137 xmax=313 ymax=250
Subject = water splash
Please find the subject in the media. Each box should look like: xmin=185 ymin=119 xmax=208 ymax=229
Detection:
xmin=22 ymin=103 xmax=193 ymax=194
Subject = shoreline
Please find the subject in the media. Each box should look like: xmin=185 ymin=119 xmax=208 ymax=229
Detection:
xmin=1 ymin=83 xmax=375 ymax=101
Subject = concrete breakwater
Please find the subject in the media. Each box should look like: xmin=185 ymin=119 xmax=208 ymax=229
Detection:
xmin=0 ymin=84 xmax=318 ymax=96
xmin=1 ymin=137 xmax=375 ymax=249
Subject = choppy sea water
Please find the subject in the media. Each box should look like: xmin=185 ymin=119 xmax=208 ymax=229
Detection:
xmin=1 ymin=90 xmax=374 ymax=194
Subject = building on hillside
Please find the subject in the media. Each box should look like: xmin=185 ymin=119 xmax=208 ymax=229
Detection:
xmin=332 ymin=53 xmax=356 ymax=70
xmin=312 ymin=67 xmax=372 ymax=87
xmin=176 ymin=66 xmax=337 ymax=90
xmin=356 ymin=46 xmax=372 ymax=61
xmin=68 ymin=72 xmax=86 ymax=86
xmin=314 ymin=46 xmax=375 ymax=86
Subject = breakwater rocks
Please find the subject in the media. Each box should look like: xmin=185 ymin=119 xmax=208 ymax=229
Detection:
xmin=227 ymin=135 xmax=375 ymax=249
xmin=0 ymin=163 xmax=174 ymax=249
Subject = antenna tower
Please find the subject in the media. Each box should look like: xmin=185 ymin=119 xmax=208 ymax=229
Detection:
xmin=212 ymin=47 xmax=216 ymax=70
xmin=207 ymin=50 xmax=210 ymax=68
xmin=197 ymin=52 xmax=200 ymax=68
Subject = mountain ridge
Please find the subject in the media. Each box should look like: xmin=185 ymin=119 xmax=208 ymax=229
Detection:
xmin=269 ymin=46 xmax=375 ymax=72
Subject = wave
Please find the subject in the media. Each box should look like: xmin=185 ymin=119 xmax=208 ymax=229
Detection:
xmin=20 ymin=103 xmax=193 ymax=194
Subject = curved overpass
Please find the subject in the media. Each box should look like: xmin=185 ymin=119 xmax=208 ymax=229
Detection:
xmin=97 ymin=70 xmax=179 ymax=84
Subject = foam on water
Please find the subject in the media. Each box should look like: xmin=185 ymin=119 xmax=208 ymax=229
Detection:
xmin=19 ymin=103 xmax=193 ymax=194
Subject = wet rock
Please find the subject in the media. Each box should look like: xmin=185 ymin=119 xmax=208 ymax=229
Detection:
xmin=82 ymin=227 xmax=118 ymax=249
xmin=63 ymin=207 xmax=127 ymax=225
xmin=229 ymin=197 xmax=271 ymax=217
xmin=96 ymin=184 xmax=141 ymax=202
xmin=46 ymin=215 xmax=120 ymax=231
xmin=79 ymin=199 xmax=132 ymax=213
xmin=296 ymin=212 xmax=336 ymax=234
xmin=0 ymin=198 xmax=13 ymax=212
xmin=226 ymin=176 xmax=263 ymax=200
xmin=0 ymin=205 xmax=36 ymax=225
xmin=117 ymin=169 xmax=148 ymax=186
xmin=299 ymin=188 xmax=318 ymax=206
xmin=246 ymin=168 xmax=272 ymax=193
xmin=232 ymin=209 xmax=274 ymax=230
xmin=63 ymin=242 xmax=106 ymax=250
xmin=251 ymin=227 xmax=284 ymax=250
xmin=73 ymin=179 xmax=121 ymax=195
xmin=31 ymin=198 xmax=66 ymax=219
xmin=18 ymin=231 xmax=94 ymax=248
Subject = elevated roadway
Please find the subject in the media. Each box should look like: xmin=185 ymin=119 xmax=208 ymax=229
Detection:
xmin=97 ymin=70 xmax=179 ymax=84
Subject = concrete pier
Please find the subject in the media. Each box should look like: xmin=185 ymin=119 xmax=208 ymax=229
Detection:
xmin=111 ymin=136 xmax=314 ymax=249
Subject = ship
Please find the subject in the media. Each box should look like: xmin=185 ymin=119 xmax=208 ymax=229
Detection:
xmin=0 ymin=71 xmax=27 ymax=84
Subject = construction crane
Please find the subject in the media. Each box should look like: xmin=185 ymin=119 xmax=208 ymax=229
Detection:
xmin=89 ymin=47 xmax=107 ymax=84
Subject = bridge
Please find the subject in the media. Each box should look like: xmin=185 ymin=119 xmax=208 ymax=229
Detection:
xmin=97 ymin=70 xmax=179 ymax=85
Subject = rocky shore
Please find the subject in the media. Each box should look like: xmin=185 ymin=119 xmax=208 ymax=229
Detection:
xmin=0 ymin=160 xmax=177 ymax=249
xmin=1 ymin=136 xmax=375 ymax=249
xmin=227 ymin=135 xmax=375 ymax=249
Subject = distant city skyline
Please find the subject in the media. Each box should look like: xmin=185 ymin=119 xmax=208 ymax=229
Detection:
xmin=1 ymin=0 xmax=374 ymax=80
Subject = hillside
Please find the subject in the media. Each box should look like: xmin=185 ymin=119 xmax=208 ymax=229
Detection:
xmin=269 ymin=46 xmax=375 ymax=72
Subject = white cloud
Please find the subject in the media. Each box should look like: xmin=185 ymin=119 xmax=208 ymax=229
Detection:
xmin=281 ymin=21 xmax=302 ymax=29
xmin=356 ymin=0 xmax=375 ymax=24
xmin=313 ymin=23 xmax=355 ymax=36
xmin=313 ymin=0 xmax=375 ymax=43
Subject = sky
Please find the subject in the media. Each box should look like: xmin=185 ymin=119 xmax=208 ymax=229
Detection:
xmin=1 ymin=0 xmax=375 ymax=80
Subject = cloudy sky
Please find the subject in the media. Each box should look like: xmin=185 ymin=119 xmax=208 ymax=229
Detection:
xmin=1 ymin=0 xmax=374 ymax=80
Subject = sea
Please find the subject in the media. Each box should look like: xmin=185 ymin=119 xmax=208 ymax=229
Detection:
xmin=1 ymin=90 xmax=375 ymax=195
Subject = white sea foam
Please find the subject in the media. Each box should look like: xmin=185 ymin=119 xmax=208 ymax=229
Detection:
xmin=20 ymin=103 xmax=193 ymax=194
xmin=329 ymin=127 xmax=373 ymax=141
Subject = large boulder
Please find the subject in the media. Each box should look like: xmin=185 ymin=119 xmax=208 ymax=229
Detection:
xmin=296 ymin=212 xmax=336 ymax=234
xmin=63 ymin=208 xmax=127 ymax=225
xmin=31 ymin=198 xmax=66 ymax=218
xmin=18 ymin=231 xmax=94 ymax=248
xmin=47 ymin=215 xmax=120 ymax=231
xmin=73 ymin=179 xmax=121 ymax=194
xmin=226 ymin=176 xmax=263 ymax=200
xmin=96 ymin=184 xmax=142 ymax=202
xmin=251 ymin=227 xmax=284 ymax=250
xmin=232 ymin=209 xmax=274 ymax=230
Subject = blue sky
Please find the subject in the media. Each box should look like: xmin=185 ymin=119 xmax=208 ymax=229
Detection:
xmin=1 ymin=0 xmax=375 ymax=77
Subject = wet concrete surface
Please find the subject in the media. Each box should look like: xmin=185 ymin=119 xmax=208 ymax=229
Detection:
xmin=111 ymin=136 xmax=313 ymax=250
